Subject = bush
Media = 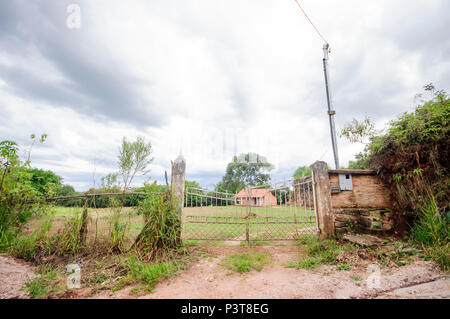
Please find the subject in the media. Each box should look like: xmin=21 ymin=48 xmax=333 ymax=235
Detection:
xmin=409 ymin=197 xmax=449 ymax=247
xmin=0 ymin=141 xmax=44 ymax=242
xmin=342 ymin=88 xmax=449 ymax=242
xmin=132 ymin=189 xmax=182 ymax=260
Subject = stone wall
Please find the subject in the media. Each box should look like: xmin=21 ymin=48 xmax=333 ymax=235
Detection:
xmin=328 ymin=170 xmax=394 ymax=234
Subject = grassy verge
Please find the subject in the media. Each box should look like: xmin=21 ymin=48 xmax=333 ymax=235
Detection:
xmin=119 ymin=256 xmax=189 ymax=292
xmin=287 ymin=236 xmax=433 ymax=271
xmin=3 ymin=196 xmax=189 ymax=298
xmin=408 ymin=197 xmax=449 ymax=271
xmin=24 ymin=265 xmax=65 ymax=299
xmin=286 ymin=238 xmax=355 ymax=270
xmin=221 ymin=251 xmax=271 ymax=273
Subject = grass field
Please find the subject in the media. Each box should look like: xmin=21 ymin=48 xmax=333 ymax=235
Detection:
xmin=25 ymin=206 xmax=145 ymax=246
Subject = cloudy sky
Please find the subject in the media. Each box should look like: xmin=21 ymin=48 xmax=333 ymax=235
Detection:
xmin=0 ymin=0 xmax=449 ymax=191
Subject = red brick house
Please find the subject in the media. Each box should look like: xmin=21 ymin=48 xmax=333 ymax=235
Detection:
xmin=234 ymin=188 xmax=277 ymax=207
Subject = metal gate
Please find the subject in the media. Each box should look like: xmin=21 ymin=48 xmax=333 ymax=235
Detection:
xmin=182 ymin=177 xmax=318 ymax=242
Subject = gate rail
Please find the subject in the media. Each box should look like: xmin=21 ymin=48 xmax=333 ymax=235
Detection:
xmin=182 ymin=177 xmax=318 ymax=242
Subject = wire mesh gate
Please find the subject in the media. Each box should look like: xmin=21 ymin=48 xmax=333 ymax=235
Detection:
xmin=182 ymin=177 xmax=318 ymax=242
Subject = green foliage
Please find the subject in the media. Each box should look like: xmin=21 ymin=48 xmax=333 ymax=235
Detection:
xmin=125 ymin=257 xmax=186 ymax=291
xmin=221 ymin=252 xmax=271 ymax=273
xmin=24 ymin=168 xmax=63 ymax=196
xmin=0 ymin=139 xmax=44 ymax=240
xmin=336 ymin=263 xmax=351 ymax=271
xmin=8 ymin=211 xmax=85 ymax=261
xmin=286 ymin=257 xmax=321 ymax=270
xmin=347 ymin=152 xmax=371 ymax=169
xmin=54 ymin=184 xmax=76 ymax=197
xmin=340 ymin=116 xmax=377 ymax=144
xmin=25 ymin=133 xmax=47 ymax=165
xmin=24 ymin=266 xmax=58 ymax=299
xmin=109 ymin=197 xmax=127 ymax=252
xmin=184 ymin=180 xmax=204 ymax=207
xmin=342 ymin=85 xmax=449 ymax=220
xmin=288 ymin=238 xmax=355 ymax=270
xmin=409 ymin=197 xmax=449 ymax=247
xmin=293 ymin=165 xmax=312 ymax=179
xmin=133 ymin=189 xmax=182 ymax=260
xmin=422 ymin=245 xmax=450 ymax=272
xmin=218 ymin=153 xmax=274 ymax=194
xmin=101 ymin=173 xmax=119 ymax=189
xmin=118 ymin=136 xmax=154 ymax=190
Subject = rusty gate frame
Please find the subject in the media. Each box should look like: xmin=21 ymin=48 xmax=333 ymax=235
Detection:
xmin=182 ymin=177 xmax=319 ymax=242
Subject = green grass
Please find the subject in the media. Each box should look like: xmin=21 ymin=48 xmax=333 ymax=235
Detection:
xmin=287 ymin=238 xmax=355 ymax=270
xmin=24 ymin=266 xmax=60 ymax=299
xmin=421 ymin=245 xmax=450 ymax=272
xmin=408 ymin=197 xmax=449 ymax=271
xmin=221 ymin=251 xmax=271 ymax=273
xmin=124 ymin=257 xmax=188 ymax=291
xmin=286 ymin=257 xmax=321 ymax=270
xmin=336 ymin=263 xmax=351 ymax=271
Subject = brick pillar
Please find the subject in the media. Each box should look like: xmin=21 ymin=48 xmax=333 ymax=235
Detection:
xmin=171 ymin=155 xmax=186 ymax=212
xmin=312 ymin=161 xmax=334 ymax=239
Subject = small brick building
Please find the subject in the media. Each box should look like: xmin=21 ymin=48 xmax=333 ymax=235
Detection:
xmin=234 ymin=189 xmax=277 ymax=207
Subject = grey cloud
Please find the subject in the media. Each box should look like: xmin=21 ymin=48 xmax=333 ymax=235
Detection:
xmin=0 ymin=0 xmax=163 ymax=128
xmin=387 ymin=1 xmax=450 ymax=60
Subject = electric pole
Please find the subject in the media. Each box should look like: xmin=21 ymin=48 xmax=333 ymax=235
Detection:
xmin=322 ymin=43 xmax=340 ymax=169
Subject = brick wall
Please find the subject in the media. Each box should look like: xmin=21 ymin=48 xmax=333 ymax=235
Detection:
xmin=328 ymin=170 xmax=394 ymax=234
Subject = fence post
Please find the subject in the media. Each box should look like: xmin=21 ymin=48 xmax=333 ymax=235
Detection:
xmin=312 ymin=161 xmax=334 ymax=239
xmin=79 ymin=196 xmax=89 ymax=244
xmin=171 ymin=155 xmax=186 ymax=213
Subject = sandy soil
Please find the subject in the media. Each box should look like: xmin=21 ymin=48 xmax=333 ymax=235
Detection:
xmin=0 ymin=254 xmax=36 ymax=299
xmin=1 ymin=246 xmax=448 ymax=299
xmin=87 ymin=246 xmax=449 ymax=299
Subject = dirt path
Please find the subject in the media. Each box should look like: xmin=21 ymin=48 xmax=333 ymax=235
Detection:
xmin=1 ymin=247 xmax=447 ymax=299
xmin=0 ymin=254 xmax=36 ymax=299
xmin=89 ymin=247 xmax=448 ymax=299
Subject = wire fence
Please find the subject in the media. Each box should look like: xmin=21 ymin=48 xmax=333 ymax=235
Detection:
xmin=182 ymin=177 xmax=318 ymax=242
xmin=35 ymin=192 xmax=166 ymax=246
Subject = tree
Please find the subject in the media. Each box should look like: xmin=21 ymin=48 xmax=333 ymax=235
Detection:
xmin=0 ymin=139 xmax=44 ymax=239
xmin=25 ymin=133 xmax=47 ymax=164
xmin=117 ymin=136 xmax=154 ymax=191
xmin=293 ymin=165 xmax=312 ymax=179
xmin=339 ymin=115 xmax=378 ymax=169
xmin=217 ymin=153 xmax=274 ymax=194
xmin=101 ymin=173 xmax=119 ymax=189
xmin=24 ymin=168 xmax=62 ymax=196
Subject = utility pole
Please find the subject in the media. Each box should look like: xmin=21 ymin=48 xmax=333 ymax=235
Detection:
xmin=322 ymin=43 xmax=340 ymax=169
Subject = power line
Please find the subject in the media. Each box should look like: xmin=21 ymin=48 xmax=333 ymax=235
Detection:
xmin=293 ymin=0 xmax=328 ymax=44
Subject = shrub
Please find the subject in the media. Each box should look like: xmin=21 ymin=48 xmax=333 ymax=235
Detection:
xmin=0 ymin=140 xmax=44 ymax=243
xmin=132 ymin=189 xmax=182 ymax=260
xmin=222 ymin=252 xmax=271 ymax=273
xmin=125 ymin=257 xmax=185 ymax=290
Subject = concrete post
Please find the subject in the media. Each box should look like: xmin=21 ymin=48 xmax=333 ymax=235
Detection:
xmin=312 ymin=161 xmax=334 ymax=239
xmin=171 ymin=155 xmax=186 ymax=212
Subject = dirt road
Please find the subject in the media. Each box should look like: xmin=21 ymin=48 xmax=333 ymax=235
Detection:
xmin=89 ymin=247 xmax=449 ymax=299
xmin=0 ymin=254 xmax=36 ymax=299
xmin=1 ymin=247 xmax=448 ymax=299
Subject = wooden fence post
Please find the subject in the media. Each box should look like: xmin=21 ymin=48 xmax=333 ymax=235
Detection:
xmin=312 ymin=161 xmax=334 ymax=239
xmin=79 ymin=196 xmax=89 ymax=244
